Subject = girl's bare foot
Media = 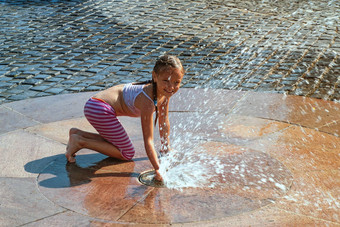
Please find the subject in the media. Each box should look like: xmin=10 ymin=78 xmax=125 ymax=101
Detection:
xmin=65 ymin=134 xmax=82 ymax=163
xmin=66 ymin=128 xmax=80 ymax=156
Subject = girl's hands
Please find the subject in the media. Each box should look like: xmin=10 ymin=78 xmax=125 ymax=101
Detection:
xmin=154 ymin=169 xmax=163 ymax=182
xmin=160 ymin=146 xmax=171 ymax=155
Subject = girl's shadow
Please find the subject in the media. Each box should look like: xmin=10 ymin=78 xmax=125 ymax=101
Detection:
xmin=24 ymin=153 xmax=147 ymax=188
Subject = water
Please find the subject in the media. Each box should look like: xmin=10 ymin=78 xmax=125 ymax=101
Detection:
xmin=158 ymin=131 xmax=293 ymax=194
xmin=156 ymin=85 xmax=339 ymax=197
xmin=156 ymin=89 xmax=271 ymax=190
xmin=158 ymin=143 xmax=225 ymax=189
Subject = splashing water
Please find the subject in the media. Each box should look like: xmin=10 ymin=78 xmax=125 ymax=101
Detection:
xmin=158 ymin=142 xmax=225 ymax=190
xmin=157 ymin=89 xmax=230 ymax=190
xmin=156 ymin=88 xmax=296 ymax=192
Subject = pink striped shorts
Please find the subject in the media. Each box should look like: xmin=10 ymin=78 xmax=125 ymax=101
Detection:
xmin=83 ymin=97 xmax=135 ymax=160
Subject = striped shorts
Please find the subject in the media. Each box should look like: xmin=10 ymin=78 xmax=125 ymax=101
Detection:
xmin=83 ymin=97 xmax=135 ymax=160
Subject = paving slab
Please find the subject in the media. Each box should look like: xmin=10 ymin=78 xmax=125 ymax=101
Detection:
xmin=26 ymin=117 xmax=143 ymax=145
xmin=0 ymin=130 xmax=65 ymax=178
xmin=0 ymin=0 xmax=339 ymax=225
xmin=0 ymin=89 xmax=339 ymax=226
xmin=231 ymin=92 xmax=340 ymax=131
xmin=23 ymin=211 xmax=94 ymax=227
xmin=0 ymin=106 xmax=39 ymax=134
xmin=0 ymin=177 xmax=65 ymax=227
xmin=3 ymin=92 xmax=96 ymax=123
xmin=188 ymin=206 xmax=335 ymax=227
xmin=319 ymin=120 xmax=340 ymax=137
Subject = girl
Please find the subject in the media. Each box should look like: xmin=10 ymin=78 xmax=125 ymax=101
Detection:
xmin=66 ymin=55 xmax=185 ymax=181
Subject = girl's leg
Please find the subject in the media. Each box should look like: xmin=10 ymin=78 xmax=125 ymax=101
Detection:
xmin=69 ymin=127 xmax=106 ymax=142
xmin=66 ymin=133 xmax=125 ymax=163
xmin=66 ymin=98 xmax=135 ymax=162
xmin=66 ymin=128 xmax=104 ymax=161
xmin=84 ymin=99 xmax=136 ymax=160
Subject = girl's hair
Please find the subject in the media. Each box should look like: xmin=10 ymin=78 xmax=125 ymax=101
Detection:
xmin=134 ymin=55 xmax=184 ymax=126
xmin=153 ymin=55 xmax=184 ymax=75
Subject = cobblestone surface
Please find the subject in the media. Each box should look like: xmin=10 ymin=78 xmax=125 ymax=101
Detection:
xmin=0 ymin=0 xmax=339 ymax=104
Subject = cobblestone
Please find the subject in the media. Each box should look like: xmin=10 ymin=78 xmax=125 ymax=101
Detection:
xmin=0 ymin=0 xmax=339 ymax=104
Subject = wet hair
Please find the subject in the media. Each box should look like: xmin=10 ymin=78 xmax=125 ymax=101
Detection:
xmin=134 ymin=55 xmax=184 ymax=126
xmin=153 ymin=55 xmax=185 ymax=75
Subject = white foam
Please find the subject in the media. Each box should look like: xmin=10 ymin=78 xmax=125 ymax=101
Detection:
xmin=158 ymin=144 xmax=224 ymax=190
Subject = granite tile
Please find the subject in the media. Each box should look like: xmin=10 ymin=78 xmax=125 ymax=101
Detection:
xmin=232 ymin=92 xmax=340 ymax=129
xmin=319 ymin=120 xmax=340 ymax=137
xmin=3 ymin=92 xmax=96 ymax=123
xmin=0 ymin=177 xmax=65 ymax=227
xmin=219 ymin=114 xmax=291 ymax=140
xmin=120 ymin=143 xmax=294 ymax=224
xmin=0 ymin=106 xmax=39 ymax=134
xmin=26 ymin=117 xmax=96 ymax=145
xmin=24 ymin=211 xmax=95 ymax=227
xmin=27 ymin=116 xmax=143 ymax=145
xmin=37 ymin=152 xmax=154 ymax=221
xmin=180 ymin=206 xmax=336 ymax=227
xmin=245 ymin=126 xmax=340 ymax=172
xmin=0 ymin=130 xmax=65 ymax=177
xmin=119 ymin=187 xmax=263 ymax=224
xmin=1 ymin=90 xmax=340 ymax=226
xmin=276 ymin=170 xmax=340 ymax=223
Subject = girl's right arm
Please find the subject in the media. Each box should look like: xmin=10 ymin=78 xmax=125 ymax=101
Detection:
xmin=140 ymin=105 xmax=162 ymax=181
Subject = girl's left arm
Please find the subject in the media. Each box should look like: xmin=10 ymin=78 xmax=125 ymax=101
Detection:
xmin=158 ymin=98 xmax=171 ymax=153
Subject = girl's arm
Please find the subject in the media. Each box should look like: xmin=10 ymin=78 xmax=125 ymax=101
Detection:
xmin=141 ymin=105 xmax=162 ymax=181
xmin=158 ymin=98 xmax=171 ymax=153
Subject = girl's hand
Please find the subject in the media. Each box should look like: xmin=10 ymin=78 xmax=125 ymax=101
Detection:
xmin=154 ymin=169 xmax=163 ymax=182
xmin=160 ymin=146 xmax=171 ymax=154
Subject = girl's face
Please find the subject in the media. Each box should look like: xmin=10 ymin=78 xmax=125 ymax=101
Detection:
xmin=153 ymin=67 xmax=184 ymax=98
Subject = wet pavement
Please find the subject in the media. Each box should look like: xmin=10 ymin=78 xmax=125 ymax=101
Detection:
xmin=0 ymin=0 xmax=339 ymax=103
xmin=1 ymin=0 xmax=340 ymax=226
xmin=1 ymin=89 xmax=339 ymax=226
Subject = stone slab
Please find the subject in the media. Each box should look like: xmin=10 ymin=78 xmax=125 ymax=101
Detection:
xmin=23 ymin=211 xmax=94 ymax=227
xmin=0 ymin=106 xmax=39 ymax=134
xmin=3 ymin=92 xmax=96 ymax=124
xmin=0 ymin=130 xmax=65 ymax=178
xmin=186 ymin=206 xmax=336 ymax=227
xmin=0 ymin=90 xmax=339 ymax=226
xmin=276 ymin=170 xmax=340 ymax=223
xmin=319 ymin=120 xmax=340 ymax=137
xmin=0 ymin=177 xmax=65 ymax=227
xmin=25 ymin=111 xmax=143 ymax=146
xmin=232 ymin=92 xmax=340 ymax=129
xmin=219 ymin=114 xmax=291 ymax=140
xmin=245 ymin=126 xmax=340 ymax=173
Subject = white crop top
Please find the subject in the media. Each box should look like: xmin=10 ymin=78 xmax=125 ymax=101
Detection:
xmin=122 ymin=83 xmax=153 ymax=116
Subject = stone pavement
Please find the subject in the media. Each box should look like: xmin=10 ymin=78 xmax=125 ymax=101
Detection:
xmin=0 ymin=1 xmax=340 ymax=226
xmin=0 ymin=0 xmax=339 ymax=104
xmin=1 ymin=89 xmax=339 ymax=226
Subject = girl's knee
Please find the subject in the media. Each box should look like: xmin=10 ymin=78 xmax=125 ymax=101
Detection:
xmin=69 ymin=127 xmax=80 ymax=135
xmin=124 ymin=156 xmax=134 ymax=161
xmin=121 ymin=150 xmax=135 ymax=161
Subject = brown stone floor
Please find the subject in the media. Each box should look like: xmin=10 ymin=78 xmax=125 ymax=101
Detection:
xmin=0 ymin=89 xmax=339 ymax=226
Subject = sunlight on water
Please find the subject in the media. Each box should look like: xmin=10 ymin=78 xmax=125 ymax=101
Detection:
xmin=158 ymin=143 xmax=225 ymax=190
xmin=157 ymin=86 xmax=339 ymax=200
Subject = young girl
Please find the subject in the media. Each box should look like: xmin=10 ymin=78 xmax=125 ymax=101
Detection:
xmin=66 ymin=55 xmax=185 ymax=181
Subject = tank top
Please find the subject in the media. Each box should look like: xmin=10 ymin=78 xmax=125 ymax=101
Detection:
xmin=122 ymin=83 xmax=154 ymax=116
